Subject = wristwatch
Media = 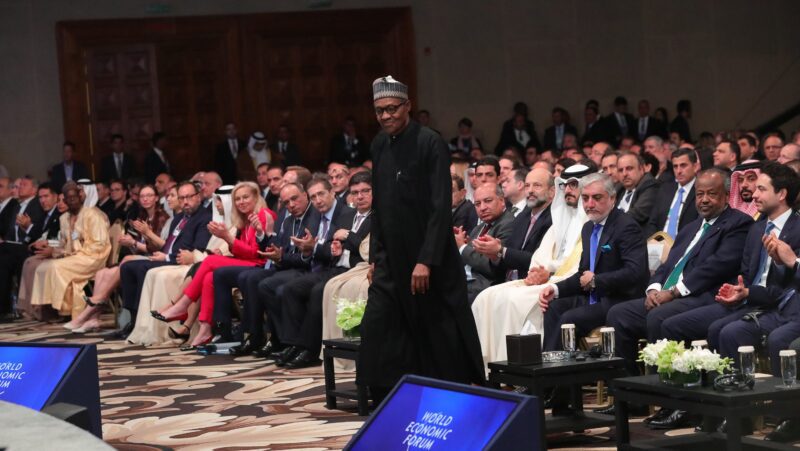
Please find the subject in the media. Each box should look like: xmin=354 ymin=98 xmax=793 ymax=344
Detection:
xmin=496 ymin=247 xmax=505 ymax=260
xmin=589 ymin=275 xmax=596 ymax=290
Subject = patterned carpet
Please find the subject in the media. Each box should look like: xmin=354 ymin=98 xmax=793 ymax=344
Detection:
xmin=2 ymin=319 xmax=787 ymax=450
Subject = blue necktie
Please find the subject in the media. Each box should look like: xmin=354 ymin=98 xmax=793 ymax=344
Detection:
xmin=589 ymin=223 xmax=603 ymax=305
xmin=752 ymin=222 xmax=776 ymax=286
xmin=666 ymin=187 xmax=685 ymax=238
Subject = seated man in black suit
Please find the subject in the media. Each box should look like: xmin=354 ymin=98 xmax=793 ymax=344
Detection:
xmin=456 ymin=183 xmax=515 ymax=303
xmin=607 ymin=168 xmax=752 ymax=427
xmin=50 ymin=141 xmax=90 ymax=191
xmin=0 ymin=182 xmax=59 ymax=321
xmin=471 ymin=167 xmax=554 ymax=283
xmin=616 ymin=151 xmax=658 ymax=228
xmin=3 ymin=176 xmax=44 ymax=246
xmin=539 ymin=172 xmax=649 ymax=414
xmin=100 ymin=134 xmax=136 ymax=183
xmin=451 ymin=174 xmax=477 ymax=232
xmin=117 ymin=181 xmax=212 ymax=338
xmin=645 ymin=147 xmax=700 ymax=238
xmin=277 ymin=174 xmax=370 ymax=368
xmin=224 ymin=181 xmax=318 ymax=357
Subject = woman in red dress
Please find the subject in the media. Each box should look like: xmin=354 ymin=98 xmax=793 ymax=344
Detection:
xmin=153 ymin=181 xmax=276 ymax=349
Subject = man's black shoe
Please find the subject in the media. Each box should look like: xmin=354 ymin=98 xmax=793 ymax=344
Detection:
xmin=229 ymin=336 xmax=264 ymax=356
xmin=766 ymin=419 xmax=800 ymax=442
xmin=716 ymin=418 xmax=753 ymax=435
xmin=644 ymin=408 xmax=673 ymax=424
xmin=254 ymin=340 xmax=284 ymax=358
xmin=274 ymin=346 xmax=299 ymax=366
xmin=647 ymin=409 xmax=693 ymax=430
xmin=109 ymin=322 xmax=134 ymax=340
xmin=284 ymin=349 xmax=322 ymax=369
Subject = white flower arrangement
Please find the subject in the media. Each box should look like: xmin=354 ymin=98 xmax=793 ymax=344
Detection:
xmin=639 ymin=339 xmax=732 ymax=375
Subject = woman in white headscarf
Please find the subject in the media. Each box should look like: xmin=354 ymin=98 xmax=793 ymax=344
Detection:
xmin=471 ymin=165 xmax=592 ymax=368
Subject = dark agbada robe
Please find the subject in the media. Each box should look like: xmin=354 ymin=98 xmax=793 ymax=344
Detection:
xmin=357 ymin=120 xmax=485 ymax=390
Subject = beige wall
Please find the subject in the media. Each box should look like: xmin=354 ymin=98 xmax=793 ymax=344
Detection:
xmin=1 ymin=0 xmax=799 ymax=180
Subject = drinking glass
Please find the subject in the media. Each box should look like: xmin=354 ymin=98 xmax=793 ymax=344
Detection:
xmin=738 ymin=345 xmax=755 ymax=377
xmin=600 ymin=326 xmax=615 ymax=358
xmin=780 ymin=350 xmax=797 ymax=388
xmin=561 ymin=324 xmax=576 ymax=354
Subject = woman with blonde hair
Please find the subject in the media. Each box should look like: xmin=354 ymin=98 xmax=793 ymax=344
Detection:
xmin=152 ymin=181 xmax=276 ymax=349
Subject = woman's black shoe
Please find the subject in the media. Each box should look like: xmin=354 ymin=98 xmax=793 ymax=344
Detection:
xmin=229 ymin=337 xmax=264 ymax=356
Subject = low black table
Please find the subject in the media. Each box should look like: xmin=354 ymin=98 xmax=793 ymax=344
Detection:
xmin=322 ymin=338 xmax=369 ymax=416
xmin=612 ymin=374 xmax=800 ymax=451
xmin=488 ymin=356 xmax=627 ymax=438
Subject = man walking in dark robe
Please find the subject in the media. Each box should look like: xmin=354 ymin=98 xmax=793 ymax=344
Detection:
xmin=357 ymin=76 xmax=485 ymax=402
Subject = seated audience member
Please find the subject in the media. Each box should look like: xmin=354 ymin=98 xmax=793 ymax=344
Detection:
xmin=3 ymin=176 xmax=44 ymax=245
xmin=474 ymin=157 xmax=500 ymax=186
xmin=643 ymin=136 xmax=675 ymax=183
xmin=152 ymin=182 xmax=276 ymax=349
xmin=258 ymin=164 xmax=284 ymax=212
xmin=713 ymin=139 xmax=741 ymax=170
xmin=472 ymin=164 xmax=592 ymax=365
xmin=452 ymin=174 xmax=478 ymax=232
xmin=0 ymin=182 xmax=59 ymax=321
xmin=456 ymin=183 xmax=514 ymax=303
xmin=607 ymin=168 xmax=751 ymax=427
xmin=494 ymin=102 xmax=540 ymax=155
xmin=500 ymin=167 xmax=529 ymax=216
xmin=762 ymin=133 xmax=783 ymax=161
xmin=539 ymin=172 xmax=648 ymax=415
xmin=223 ymin=182 xmax=318 ymax=357
xmin=95 ymin=181 xmax=114 ymax=218
xmin=645 ymin=148 xmax=700 ymax=238
xmin=543 ymin=107 xmax=578 ymax=151
xmin=588 ymin=141 xmax=611 ymax=166
xmin=737 ymin=134 xmax=758 ymax=161
xmin=729 ymin=160 xmax=762 ymax=218
xmin=662 ymin=162 xmax=800 ymax=352
xmin=126 ymin=186 xmax=232 ymax=346
xmin=66 ymin=184 xmax=170 ymax=332
xmin=275 ymin=174 xmax=370 ymax=368
xmin=284 ymin=165 xmax=313 ymax=191
xmin=200 ymin=172 xmax=223 ymax=210
xmin=498 ymin=156 xmax=520 ymax=184
xmin=554 ymin=157 xmax=575 ymax=178
xmin=100 ymin=134 xmax=136 ymax=183
xmin=778 ymin=143 xmax=800 ymax=164
xmin=50 ymin=141 xmax=90 ymax=190
xmin=600 ymin=150 xmax=621 ymax=186
xmin=0 ymin=177 xmax=18 ymax=234
xmin=116 ymin=181 xmax=212 ymax=338
xmin=28 ymin=183 xmax=111 ymax=321
xmin=473 ymin=168 xmax=554 ymax=283
xmin=450 ymin=117 xmax=483 ymax=157
xmin=616 ymin=151 xmax=658 ymax=228
xmin=327 ymin=162 xmax=350 ymax=202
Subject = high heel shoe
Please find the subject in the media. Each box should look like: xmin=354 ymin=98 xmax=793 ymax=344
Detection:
xmin=179 ymin=335 xmax=212 ymax=352
xmin=73 ymin=319 xmax=102 ymax=334
xmin=151 ymin=310 xmax=188 ymax=323
xmin=168 ymin=326 xmax=190 ymax=341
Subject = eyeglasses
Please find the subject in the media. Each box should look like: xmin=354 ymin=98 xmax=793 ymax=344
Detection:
xmin=139 ymin=193 xmax=156 ymax=199
xmin=374 ymin=101 xmax=408 ymax=116
xmin=177 ymin=193 xmax=198 ymax=201
xmin=350 ymin=188 xmax=372 ymax=197
xmin=558 ymin=180 xmax=580 ymax=189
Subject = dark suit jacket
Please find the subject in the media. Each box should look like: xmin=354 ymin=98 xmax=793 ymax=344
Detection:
xmin=602 ymin=113 xmax=637 ymax=145
xmin=556 ymin=208 xmax=649 ymax=308
xmin=273 ymin=141 xmax=301 ymax=167
xmin=645 ymin=180 xmax=699 ymax=237
xmin=214 ymin=139 xmax=247 ymax=185
xmin=35 ymin=208 xmax=62 ymax=241
xmin=495 ymin=205 xmax=553 ymax=276
xmin=670 ymin=115 xmax=692 ymax=143
xmin=100 ymin=152 xmax=136 ymax=182
xmin=3 ymin=197 xmax=44 ymax=243
xmin=50 ymin=161 xmax=90 ymax=192
xmin=581 ymin=121 xmax=606 ymax=144
xmin=268 ymin=206 xmax=322 ymax=271
xmin=164 ymin=208 xmax=212 ymax=261
xmin=651 ymin=207 xmax=752 ymax=295
xmin=744 ymin=213 xmax=800 ymax=308
xmin=338 ymin=211 xmax=372 ymax=267
xmin=543 ymin=124 xmax=579 ymax=150
xmin=616 ymin=173 xmax=659 ymax=228
xmin=144 ymin=149 xmax=170 ymax=183
xmin=635 ymin=116 xmax=668 ymax=141
xmin=452 ymin=199 xmax=478 ymax=233
xmin=309 ymin=201 xmax=356 ymax=270
xmin=494 ymin=119 xmax=541 ymax=154
xmin=0 ymin=199 xmax=19 ymax=242
xmin=461 ymin=210 xmax=515 ymax=287
xmin=329 ymin=134 xmax=368 ymax=166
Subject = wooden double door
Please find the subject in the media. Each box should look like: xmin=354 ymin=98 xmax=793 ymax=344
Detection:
xmin=58 ymin=8 xmax=415 ymax=180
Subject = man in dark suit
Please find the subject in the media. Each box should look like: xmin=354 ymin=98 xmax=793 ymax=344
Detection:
xmin=117 ymin=181 xmax=211 ymax=337
xmin=273 ymin=124 xmax=301 ymax=167
xmin=581 ymin=105 xmax=605 ymax=145
xmin=616 ymin=151 xmax=659 ymax=228
xmin=457 ymin=183 xmax=515 ymax=303
xmin=645 ymin=148 xmax=700 ymax=238
xmin=144 ymin=132 xmax=171 ymax=183
xmin=276 ymin=175 xmax=368 ymax=368
xmin=472 ymin=168 xmax=554 ymax=282
xmin=100 ymin=134 xmax=136 ymax=183
xmin=540 ymin=172 xmax=648 ymax=414
xmin=451 ymin=174 xmax=478 ymax=232
xmin=0 ymin=178 xmax=17 ymax=236
xmin=670 ymin=99 xmax=693 ymax=144
xmin=224 ymin=182 xmax=316 ymax=357
xmin=4 ymin=176 xmax=45 ymax=245
xmin=494 ymin=102 xmax=540 ymax=155
xmin=603 ymin=96 xmax=637 ymax=146
xmin=50 ymin=141 xmax=90 ymax=191
xmin=0 ymin=182 xmax=59 ymax=320
xmin=214 ymin=122 xmax=247 ymax=185
xmin=635 ymin=99 xmax=668 ymax=142
xmin=543 ymin=107 xmax=578 ymax=151
xmin=329 ymin=116 xmax=368 ymax=166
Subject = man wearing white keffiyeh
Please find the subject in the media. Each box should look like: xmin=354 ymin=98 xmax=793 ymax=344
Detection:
xmin=471 ymin=164 xmax=595 ymax=369
xmin=729 ymin=160 xmax=761 ymax=219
